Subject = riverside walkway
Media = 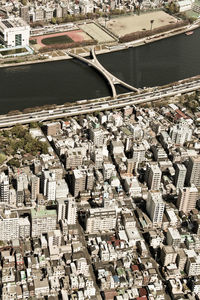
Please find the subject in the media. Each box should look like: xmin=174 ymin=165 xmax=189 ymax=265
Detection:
xmin=67 ymin=48 xmax=139 ymax=98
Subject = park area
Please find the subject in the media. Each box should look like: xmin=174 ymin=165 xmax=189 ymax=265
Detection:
xmin=30 ymin=29 xmax=93 ymax=49
xmin=106 ymin=11 xmax=178 ymax=37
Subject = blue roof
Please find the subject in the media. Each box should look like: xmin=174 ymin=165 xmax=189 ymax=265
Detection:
xmin=113 ymin=275 xmax=120 ymax=283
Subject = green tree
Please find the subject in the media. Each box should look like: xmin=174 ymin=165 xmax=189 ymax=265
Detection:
xmin=7 ymin=158 xmax=20 ymax=168
xmin=51 ymin=17 xmax=57 ymax=24
xmin=29 ymin=122 xmax=38 ymax=128
xmin=0 ymin=153 xmax=6 ymax=165
xmin=21 ymin=0 xmax=27 ymax=5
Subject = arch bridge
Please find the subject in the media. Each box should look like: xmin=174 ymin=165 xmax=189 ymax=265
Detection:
xmin=67 ymin=48 xmax=139 ymax=98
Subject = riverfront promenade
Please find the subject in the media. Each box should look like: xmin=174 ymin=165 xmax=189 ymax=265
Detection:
xmin=0 ymin=78 xmax=199 ymax=128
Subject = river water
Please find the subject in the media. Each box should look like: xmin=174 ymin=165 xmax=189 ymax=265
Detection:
xmin=0 ymin=27 xmax=199 ymax=114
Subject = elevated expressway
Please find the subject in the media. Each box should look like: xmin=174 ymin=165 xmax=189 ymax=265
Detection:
xmin=67 ymin=48 xmax=139 ymax=97
xmin=0 ymin=79 xmax=199 ymax=128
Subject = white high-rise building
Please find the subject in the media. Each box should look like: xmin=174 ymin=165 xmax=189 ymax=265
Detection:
xmin=66 ymin=198 xmax=77 ymax=225
xmin=0 ymin=209 xmax=19 ymax=241
xmin=132 ymin=143 xmax=146 ymax=163
xmin=30 ymin=175 xmax=40 ymax=201
xmin=0 ymin=173 xmax=9 ymax=203
xmin=42 ymin=171 xmax=56 ymax=201
xmin=146 ymin=163 xmax=162 ymax=191
xmin=17 ymin=173 xmax=28 ymax=191
xmin=86 ymin=206 xmax=117 ymax=234
xmin=170 ymin=120 xmax=192 ymax=145
xmin=56 ymin=179 xmax=69 ymax=200
xmin=177 ymin=185 xmax=199 ymax=214
xmin=19 ymin=217 xmax=30 ymax=239
xmin=0 ymin=17 xmax=30 ymax=47
xmin=147 ymin=191 xmax=165 ymax=227
xmin=89 ymin=127 xmax=104 ymax=147
xmin=186 ymin=156 xmax=200 ymax=188
xmin=174 ymin=164 xmax=187 ymax=189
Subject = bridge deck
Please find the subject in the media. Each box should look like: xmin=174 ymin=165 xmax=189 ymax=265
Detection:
xmin=68 ymin=48 xmax=139 ymax=97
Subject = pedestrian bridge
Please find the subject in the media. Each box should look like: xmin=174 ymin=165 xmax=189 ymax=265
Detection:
xmin=67 ymin=48 xmax=139 ymax=98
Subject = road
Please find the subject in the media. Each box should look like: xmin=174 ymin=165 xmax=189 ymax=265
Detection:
xmin=0 ymin=78 xmax=200 ymax=128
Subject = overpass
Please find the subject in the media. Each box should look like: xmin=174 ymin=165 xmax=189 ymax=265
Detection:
xmin=67 ymin=48 xmax=139 ymax=98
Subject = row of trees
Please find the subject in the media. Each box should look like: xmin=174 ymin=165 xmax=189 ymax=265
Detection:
xmin=39 ymin=40 xmax=96 ymax=52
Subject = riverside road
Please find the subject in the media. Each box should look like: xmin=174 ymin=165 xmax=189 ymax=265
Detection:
xmin=0 ymin=79 xmax=199 ymax=128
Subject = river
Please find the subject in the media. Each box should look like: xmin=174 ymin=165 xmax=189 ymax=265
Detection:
xmin=0 ymin=27 xmax=199 ymax=114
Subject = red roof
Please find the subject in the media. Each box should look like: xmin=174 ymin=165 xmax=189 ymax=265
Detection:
xmin=131 ymin=265 xmax=139 ymax=271
xmin=139 ymin=288 xmax=147 ymax=297
xmin=104 ymin=290 xmax=118 ymax=300
xmin=136 ymin=297 xmax=147 ymax=300
xmin=175 ymin=109 xmax=188 ymax=119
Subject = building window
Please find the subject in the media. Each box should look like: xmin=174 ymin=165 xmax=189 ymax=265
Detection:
xmin=15 ymin=34 xmax=22 ymax=46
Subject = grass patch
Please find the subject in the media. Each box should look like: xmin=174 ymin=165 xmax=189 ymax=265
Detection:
xmin=0 ymin=48 xmax=28 ymax=56
xmin=42 ymin=35 xmax=73 ymax=45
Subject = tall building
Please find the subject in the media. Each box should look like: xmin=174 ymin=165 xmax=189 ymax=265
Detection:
xmin=86 ymin=169 xmax=94 ymax=191
xmin=86 ymin=207 xmax=117 ymax=234
xmin=169 ymin=120 xmax=192 ymax=145
xmin=19 ymin=217 xmax=30 ymax=239
xmin=31 ymin=207 xmax=57 ymax=237
xmin=166 ymin=227 xmax=181 ymax=248
xmin=42 ymin=171 xmax=56 ymax=201
xmin=146 ymin=191 xmax=165 ymax=227
xmin=20 ymin=6 xmax=30 ymax=23
xmin=17 ymin=173 xmax=28 ymax=191
xmin=71 ymin=169 xmax=87 ymax=197
xmin=66 ymin=198 xmax=77 ymax=225
xmin=70 ymin=168 xmax=93 ymax=197
xmin=174 ymin=164 xmax=187 ymax=189
xmin=132 ymin=143 xmax=146 ymax=163
xmin=177 ymin=186 xmax=199 ymax=214
xmin=57 ymin=199 xmax=66 ymax=222
xmin=48 ymin=230 xmax=62 ymax=247
xmin=0 ymin=209 xmax=19 ymax=241
xmin=0 ymin=173 xmax=9 ymax=203
xmin=0 ymin=17 xmax=30 ymax=47
xmin=45 ymin=122 xmax=61 ymax=136
xmin=160 ymin=245 xmax=177 ymax=267
xmin=30 ymin=175 xmax=40 ymax=201
xmin=57 ymin=196 xmax=76 ymax=223
xmin=56 ymin=179 xmax=69 ymax=200
xmin=65 ymin=149 xmax=83 ymax=170
xmin=94 ymin=149 xmax=104 ymax=169
xmin=146 ymin=163 xmax=162 ymax=191
xmin=186 ymin=156 xmax=200 ymax=188
xmin=89 ymin=127 xmax=104 ymax=147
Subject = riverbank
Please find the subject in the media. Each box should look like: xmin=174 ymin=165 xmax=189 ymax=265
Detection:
xmin=0 ymin=21 xmax=199 ymax=69
xmin=0 ymin=23 xmax=200 ymax=115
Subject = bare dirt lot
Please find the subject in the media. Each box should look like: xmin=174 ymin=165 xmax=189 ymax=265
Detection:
xmin=106 ymin=11 xmax=178 ymax=37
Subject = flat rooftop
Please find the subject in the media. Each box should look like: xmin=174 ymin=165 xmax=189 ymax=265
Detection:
xmin=0 ymin=17 xmax=29 ymax=30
